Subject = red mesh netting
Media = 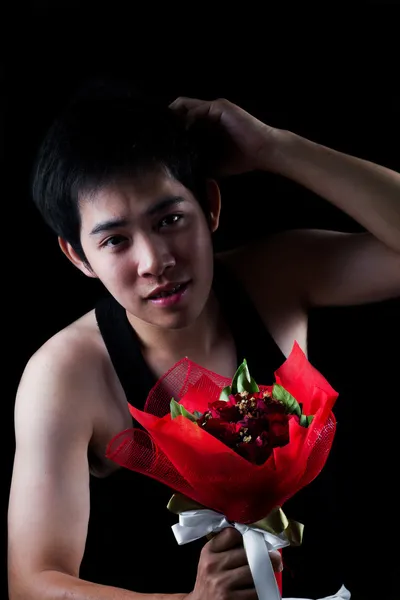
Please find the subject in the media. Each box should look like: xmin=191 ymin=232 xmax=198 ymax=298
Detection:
xmin=106 ymin=341 xmax=337 ymax=523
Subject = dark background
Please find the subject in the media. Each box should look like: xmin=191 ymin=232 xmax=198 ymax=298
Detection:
xmin=3 ymin=5 xmax=399 ymax=599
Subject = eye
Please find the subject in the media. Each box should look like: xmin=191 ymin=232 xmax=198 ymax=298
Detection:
xmin=158 ymin=214 xmax=183 ymax=228
xmin=102 ymin=235 xmax=128 ymax=249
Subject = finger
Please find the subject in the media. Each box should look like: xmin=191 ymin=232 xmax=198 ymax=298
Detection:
xmin=218 ymin=545 xmax=282 ymax=572
xmin=169 ymin=97 xmax=208 ymax=113
xmin=236 ymin=589 xmax=258 ymax=600
xmin=269 ymin=550 xmax=283 ymax=573
xmin=227 ymin=565 xmax=254 ymax=589
xmin=208 ymin=527 xmax=243 ymax=552
xmin=184 ymin=105 xmax=215 ymax=129
xmin=219 ymin=547 xmax=248 ymax=570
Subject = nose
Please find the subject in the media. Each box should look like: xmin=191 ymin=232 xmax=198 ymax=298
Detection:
xmin=136 ymin=233 xmax=176 ymax=278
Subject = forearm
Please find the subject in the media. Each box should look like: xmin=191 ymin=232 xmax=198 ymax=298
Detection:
xmin=270 ymin=129 xmax=400 ymax=253
xmin=14 ymin=570 xmax=187 ymax=600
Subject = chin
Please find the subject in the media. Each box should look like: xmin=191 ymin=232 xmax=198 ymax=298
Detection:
xmin=153 ymin=309 xmax=199 ymax=331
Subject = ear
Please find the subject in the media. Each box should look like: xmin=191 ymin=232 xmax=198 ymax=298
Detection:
xmin=206 ymin=179 xmax=221 ymax=233
xmin=58 ymin=237 xmax=98 ymax=279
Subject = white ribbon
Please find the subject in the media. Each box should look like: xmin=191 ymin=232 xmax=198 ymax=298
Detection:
xmin=172 ymin=508 xmax=289 ymax=600
xmin=171 ymin=509 xmax=351 ymax=600
xmin=284 ymin=585 xmax=351 ymax=600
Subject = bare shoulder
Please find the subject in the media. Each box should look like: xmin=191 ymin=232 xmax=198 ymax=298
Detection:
xmin=19 ymin=310 xmax=106 ymax=392
xmin=15 ymin=312 xmax=101 ymax=439
xmin=216 ymin=231 xmax=309 ymax=358
xmin=15 ymin=310 xmax=128 ymax=475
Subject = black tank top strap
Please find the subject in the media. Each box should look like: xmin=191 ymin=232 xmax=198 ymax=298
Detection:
xmin=95 ymin=294 xmax=157 ymax=410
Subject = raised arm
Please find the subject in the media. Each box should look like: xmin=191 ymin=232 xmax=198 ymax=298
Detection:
xmin=170 ymin=97 xmax=400 ymax=307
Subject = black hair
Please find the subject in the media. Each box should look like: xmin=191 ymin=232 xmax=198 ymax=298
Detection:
xmin=31 ymin=78 xmax=210 ymax=265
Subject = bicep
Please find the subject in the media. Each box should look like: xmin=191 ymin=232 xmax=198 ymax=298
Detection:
xmin=284 ymin=229 xmax=400 ymax=308
xmin=8 ymin=424 xmax=90 ymax=579
xmin=8 ymin=353 xmax=93 ymax=593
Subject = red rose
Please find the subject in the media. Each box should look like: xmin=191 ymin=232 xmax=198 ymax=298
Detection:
xmin=237 ymin=438 xmax=273 ymax=465
xmin=207 ymin=399 xmax=241 ymax=422
xmin=202 ymin=418 xmax=241 ymax=447
xmin=255 ymin=431 xmax=270 ymax=447
xmin=237 ymin=416 xmax=266 ymax=439
xmin=197 ymin=386 xmax=291 ymax=465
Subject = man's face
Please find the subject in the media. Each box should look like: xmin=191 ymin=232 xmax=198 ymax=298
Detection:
xmin=78 ymin=170 xmax=219 ymax=330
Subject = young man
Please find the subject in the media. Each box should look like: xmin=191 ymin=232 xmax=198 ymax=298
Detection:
xmin=7 ymin=84 xmax=400 ymax=600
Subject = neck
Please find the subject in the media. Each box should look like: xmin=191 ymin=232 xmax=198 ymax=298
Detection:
xmin=126 ymin=291 xmax=224 ymax=365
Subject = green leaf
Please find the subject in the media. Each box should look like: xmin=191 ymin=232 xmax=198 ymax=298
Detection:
xmin=299 ymin=414 xmax=314 ymax=427
xmin=247 ymin=376 xmax=260 ymax=393
xmin=231 ymin=360 xmax=245 ymax=394
xmin=272 ymin=384 xmax=302 ymax=417
xmin=272 ymin=385 xmax=314 ymax=428
xmin=231 ymin=359 xmax=259 ymax=394
xmin=219 ymin=385 xmax=232 ymax=401
xmin=170 ymin=398 xmax=197 ymax=423
xmin=237 ymin=370 xmax=248 ymax=393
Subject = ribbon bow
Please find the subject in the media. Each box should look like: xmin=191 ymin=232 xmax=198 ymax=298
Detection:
xmin=171 ymin=508 xmax=290 ymax=600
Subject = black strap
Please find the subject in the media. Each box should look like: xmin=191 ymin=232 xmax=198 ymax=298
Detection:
xmin=95 ymin=293 xmax=157 ymax=411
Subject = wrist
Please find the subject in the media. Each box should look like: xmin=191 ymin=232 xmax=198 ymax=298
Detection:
xmin=259 ymin=128 xmax=298 ymax=175
xmin=266 ymin=128 xmax=327 ymax=179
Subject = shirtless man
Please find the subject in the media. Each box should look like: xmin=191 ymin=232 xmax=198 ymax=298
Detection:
xmin=7 ymin=88 xmax=400 ymax=600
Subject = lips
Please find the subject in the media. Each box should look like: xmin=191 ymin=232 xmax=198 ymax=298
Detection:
xmin=146 ymin=281 xmax=191 ymax=307
xmin=146 ymin=281 xmax=190 ymax=300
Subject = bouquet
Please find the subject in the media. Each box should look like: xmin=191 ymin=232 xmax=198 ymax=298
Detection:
xmin=106 ymin=341 xmax=338 ymax=600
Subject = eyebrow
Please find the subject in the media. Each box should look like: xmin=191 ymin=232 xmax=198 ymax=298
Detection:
xmin=89 ymin=196 xmax=185 ymax=236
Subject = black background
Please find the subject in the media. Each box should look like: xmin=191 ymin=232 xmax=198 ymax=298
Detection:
xmin=3 ymin=5 xmax=399 ymax=599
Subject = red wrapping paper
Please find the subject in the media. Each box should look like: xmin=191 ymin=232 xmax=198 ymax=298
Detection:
xmin=106 ymin=341 xmax=338 ymax=524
